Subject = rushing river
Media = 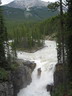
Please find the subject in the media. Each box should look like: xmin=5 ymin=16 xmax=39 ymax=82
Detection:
xmin=17 ymin=40 xmax=57 ymax=96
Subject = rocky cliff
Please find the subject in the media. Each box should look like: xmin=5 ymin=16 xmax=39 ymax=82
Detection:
xmin=46 ymin=63 xmax=63 ymax=96
xmin=0 ymin=59 xmax=36 ymax=96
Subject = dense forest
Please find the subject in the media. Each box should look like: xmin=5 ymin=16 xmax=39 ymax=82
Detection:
xmin=0 ymin=0 xmax=72 ymax=96
xmin=6 ymin=15 xmax=64 ymax=51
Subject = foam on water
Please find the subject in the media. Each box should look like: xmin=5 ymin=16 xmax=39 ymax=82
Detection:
xmin=17 ymin=40 xmax=57 ymax=96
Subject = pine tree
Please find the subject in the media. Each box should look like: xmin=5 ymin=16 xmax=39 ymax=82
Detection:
xmin=0 ymin=2 xmax=8 ymax=69
xmin=66 ymin=0 xmax=72 ymax=82
xmin=48 ymin=0 xmax=68 ymax=94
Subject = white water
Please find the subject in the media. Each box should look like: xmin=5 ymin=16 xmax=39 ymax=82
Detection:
xmin=17 ymin=40 xmax=57 ymax=96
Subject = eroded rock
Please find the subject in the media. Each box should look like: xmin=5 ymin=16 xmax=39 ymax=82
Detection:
xmin=54 ymin=63 xmax=63 ymax=87
xmin=12 ymin=59 xmax=36 ymax=96
xmin=0 ymin=59 xmax=36 ymax=96
xmin=0 ymin=82 xmax=13 ymax=96
xmin=37 ymin=68 xmax=41 ymax=77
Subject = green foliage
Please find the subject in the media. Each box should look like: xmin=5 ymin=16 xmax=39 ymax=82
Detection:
xmin=39 ymin=15 xmax=60 ymax=38
xmin=52 ymin=83 xmax=72 ymax=96
xmin=6 ymin=16 xmax=60 ymax=51
xmin=6 ymin=21 xmax=45 ymax=51
xmin=52 ymin=0 xmax=72 ymax=95
xmin=65 ymin=0 xmax=72 ymax=82
xmin=53 ymin=85 xmax=64 ymax=96
xmin=5 ymin=15 xmax=67 ymax=52
xmin=67 ymin=82 xmax=72 ymax=96
xmin=0 ymin=68 xmax=9 ymax=81
xmin=3 ymin=6 xmax=59 ymax=21
xmin=0 ymin=6 xmax=7 ymax=68
xmin=48 ymin=1 xmax=60 ymax=11
xmin=10 ymin=63 xmax=19 ymax=70
xmin=0 ymin=5 xmax=17 ymax=71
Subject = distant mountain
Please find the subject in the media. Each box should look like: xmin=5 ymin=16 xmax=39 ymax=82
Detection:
xmin=7 ymin=0 xmax=48 ymax=10
xmin=3 ymin=0 xmax=59 ymax=21
xmin=3 ymin=6 xmax=59 ymax=21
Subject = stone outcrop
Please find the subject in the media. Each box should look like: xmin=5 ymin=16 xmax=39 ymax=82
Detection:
xmin=54 ymin=63 xmax=63 ymax=88
xmin=46 ymin=85 xmax=53 ymax=92
xmin=47 ymin=63 xmax=63 ymax=96
xmin=0 ymin=82 xmax=13 ymax=96
xmin=37 ymin=68 xmax=41 ymax=77
xmin=46 ymin=84 xmax=54 ymax=96
xmin=0 ymin=59 xmax=36 ymax=96
xmin=23 ymin=61 xmax=36 ymax=71
xmin=12 ymin=60 xmax=36 ymax=96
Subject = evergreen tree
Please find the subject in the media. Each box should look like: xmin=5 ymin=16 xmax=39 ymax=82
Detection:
xmin=66 ymin=0 xmax=72 ymax=82
xmin=0 ymin=2 xmax=7 ymax=68
xmin=48 ymin=0 xmax=68 ymax=94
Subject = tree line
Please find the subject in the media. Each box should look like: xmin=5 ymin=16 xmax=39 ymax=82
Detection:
xmin=11 ymin=23 xmax=44 ymax=50
xmin=0 ymin=1 xmax=17 ymax=81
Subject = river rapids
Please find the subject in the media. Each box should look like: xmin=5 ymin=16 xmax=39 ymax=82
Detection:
xmin=17 ymin=40 xmax=57 ymax=96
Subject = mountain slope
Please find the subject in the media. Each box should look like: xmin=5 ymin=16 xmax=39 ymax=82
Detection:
xmin=7 ymin=0 xmax=48 ymax=10
xmin=3 ymin=6 xmax=59 ymax=21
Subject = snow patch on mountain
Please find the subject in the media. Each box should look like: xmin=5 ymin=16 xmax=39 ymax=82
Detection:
xmin=7 ymin=0 xmax=48 ymax=10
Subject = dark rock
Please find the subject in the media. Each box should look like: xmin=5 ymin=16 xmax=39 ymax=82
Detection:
xmin=12 ymin=60 xmax=36 ymax=96
xmin=46 ymin=63 xmax=64 ymax=96
xmin=49 ymin=63 xmax=64 ymax=96
xmin=0 ymin=59 xmax=36 ymax=96
xmin=46 ymin=84 xmax=54 ymax=96
xmin=23 ymin=61 xmax=36 ymax=71
xmin=0 ymin=82 xmax=13 ymax=96
xmin=37 ymin=68 xmax=41 ymax=77
xmin=46 ymin=85 xmax=53 ymax=92
xmin=54 ymin=63 xmax=63 ymax=87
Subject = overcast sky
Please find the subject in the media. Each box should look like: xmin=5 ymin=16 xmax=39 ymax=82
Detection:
xmin=1 ymin=0 xmax=58 ymax=5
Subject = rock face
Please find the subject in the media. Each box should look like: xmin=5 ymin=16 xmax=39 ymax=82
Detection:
xmin=46 ymin=85 xmax=53 ymax=92
xmin=54 ymin=63 xmax=63 ymax=88
xmin=46 ymin=63 xmax=63 ymax=96
xmin=12 ymin=60 xmax=36 ymax=96
xmin=0 ymin=60 xmax=36 ymax=96
xmin=47 ymin=63 xmax=63 ymax=96
xmin=46 ymin=84 xmax=54 ymax=96
xmin=37 ymin=68 xmax=41 ymax=77
xmin=0 ymin=82 xmax=13 ymax=96
xmin=7 ymin=0 xmax=48 ymax=10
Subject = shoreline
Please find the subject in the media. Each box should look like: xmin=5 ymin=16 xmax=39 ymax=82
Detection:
xmin=16 ymin=45 xmax=45 ymax=53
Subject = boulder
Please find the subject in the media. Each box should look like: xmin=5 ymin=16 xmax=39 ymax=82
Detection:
xmin=23 ymin=61 xmax=36 ymax=71
xmin=46 ymin=85 xmax=53 ymax=91
xmin=37 ymin=68 xmax=41 ymax=77
xmin=46 ymin=84 xmax=54 ymax=96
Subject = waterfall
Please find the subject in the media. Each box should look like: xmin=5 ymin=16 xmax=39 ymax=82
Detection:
xmin=17 ymin=40 xmax=57 ymax=96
